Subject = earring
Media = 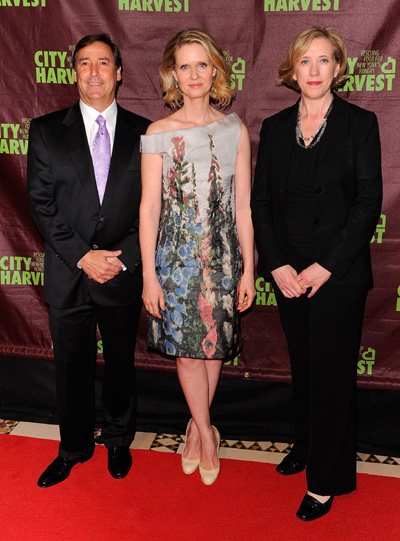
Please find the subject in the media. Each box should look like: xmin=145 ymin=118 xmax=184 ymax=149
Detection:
xmin=210 ymin=75 xmax=216 ymax=94
xmin=175 ymin=81 xmax=179 ymax=89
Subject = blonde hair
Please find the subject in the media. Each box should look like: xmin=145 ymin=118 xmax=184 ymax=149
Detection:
xmin=278 ymin=26 xmax=348 ymax=91
xmin=160 ymin=28 xmax=234 ymax=110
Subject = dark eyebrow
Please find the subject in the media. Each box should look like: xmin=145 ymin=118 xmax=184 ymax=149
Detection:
xmin=78 ymin=56 xmax=111 ymax=63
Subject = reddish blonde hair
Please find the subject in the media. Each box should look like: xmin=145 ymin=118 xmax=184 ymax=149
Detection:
xmin=160 ymin=28 xmax=234 ymax=109
xmin=278 ymin=26 xmax=348 ymax=91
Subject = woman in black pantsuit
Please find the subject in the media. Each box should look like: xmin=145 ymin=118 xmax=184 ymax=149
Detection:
xmin=251 ymin=26 xmax=382 ymax=521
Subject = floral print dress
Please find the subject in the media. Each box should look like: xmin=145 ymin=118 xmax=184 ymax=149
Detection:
xmin=141 ymin=113 xmax=242 ymax=359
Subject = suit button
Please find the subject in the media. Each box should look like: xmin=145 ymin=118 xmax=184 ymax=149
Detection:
xmin=315 ymin=186 xmax=322 ymax=194
xmin=98 ymin=217 xmax=105 ymax=223
xmin=92 ymin=244 xmax=99 ymax=250
xmin=314 ymin=218 xmax=320 ymax=225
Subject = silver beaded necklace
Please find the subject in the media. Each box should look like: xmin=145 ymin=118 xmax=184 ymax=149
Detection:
xmin=295 ymin=94 xmax=334 ymax=150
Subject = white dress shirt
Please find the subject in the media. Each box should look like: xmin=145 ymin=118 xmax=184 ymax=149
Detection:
xmin=79 ymin=99 xmax=118 ymax=154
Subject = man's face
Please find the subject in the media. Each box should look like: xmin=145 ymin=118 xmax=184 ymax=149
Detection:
xmin=74 ymin=41 xmax=121 ymax=112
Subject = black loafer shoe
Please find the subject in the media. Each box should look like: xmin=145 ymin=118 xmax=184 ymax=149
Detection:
xmin=276 ymin=455 xmax=306 ymax=476
xmin=108 ymin=446 xmax=132 ymax=479
xmin=37 ymin=456 xmax=81 ymax=488
xmin=296 ymin=494 xmax=334 ymax=521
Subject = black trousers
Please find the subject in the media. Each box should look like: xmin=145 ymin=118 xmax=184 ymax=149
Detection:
xmin=274 ymin=280 xmax=368 ymax=495
xmin=49 ymin=300 xmax=142 ymax=462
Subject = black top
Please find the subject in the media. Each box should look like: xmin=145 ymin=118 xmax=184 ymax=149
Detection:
xmin=285 ymin=141 xmax=319 ymax=268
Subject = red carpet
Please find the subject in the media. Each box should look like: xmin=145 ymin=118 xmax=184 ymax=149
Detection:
xmin=1 ymin=434 xmax=399 ymax=540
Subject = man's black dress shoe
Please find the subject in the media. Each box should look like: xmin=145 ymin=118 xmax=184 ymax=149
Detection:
xmin=37 ymin=456 xmax=80 ymax=488
xmin=276 ymin=454 xmax=306 ymax=476
xmin=296 ymin=494 xmax=334 ymax=521
xmin=108 ymin=446 xmax=132 ymax=479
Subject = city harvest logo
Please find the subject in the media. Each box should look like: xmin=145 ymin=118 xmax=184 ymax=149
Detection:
xmin=338 ymin=52 xmax=396 ymax=93
xmin=35 ymin=47 xmax=75 ymax=84
xmin=396 ymin=285 xmax=400 ymax=312
xmin=0 ymin=253 xmax=44 ymax=286
xmin=357 ymin=346 xmax=375 ymax=376
xmin=371 ymin=214 xmax=386 ymax=244
xmin=0 ymin=0 xmax=46 ymax=6
xmin=0 ymin=119 xmax=30 ymax=155
xmin=255 ymin=277 xmax=277 ymax=307
xmin=118 ymin=0 xmax=189 ymax=11
xmin=264 ymin=0 xmax=339 ymax=11
xmin=224 ymin=52 xmax=246 ymax=92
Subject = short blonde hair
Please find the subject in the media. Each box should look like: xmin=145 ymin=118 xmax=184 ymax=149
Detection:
xmin=160 ymin=28 xmax=234 ymax=110
xmin=278 ymin=26 xmax=348 ymax=91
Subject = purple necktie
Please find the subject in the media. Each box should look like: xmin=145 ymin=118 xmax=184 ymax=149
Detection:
xmin=92 ymin=114 xmax=111 ymax=204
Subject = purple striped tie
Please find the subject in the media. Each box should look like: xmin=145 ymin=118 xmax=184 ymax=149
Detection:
xmin=92 ymin=114 xmax=111 ymax=204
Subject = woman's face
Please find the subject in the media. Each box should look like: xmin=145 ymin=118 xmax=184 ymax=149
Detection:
xmin=292 ymin=37 xmax=340 ymax=100
xmin=172 ymin=43 xmax=216 ymax=102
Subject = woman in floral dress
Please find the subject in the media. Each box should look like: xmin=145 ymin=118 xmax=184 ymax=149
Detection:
xmin=140 ymin=28 xmax=255 ymax=485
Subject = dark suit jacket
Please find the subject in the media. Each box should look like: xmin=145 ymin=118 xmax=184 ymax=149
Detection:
xmin=27 ymin=102 xmax=151 ymax=308
xmin=251 ymin=94 xmax=382 ymax=287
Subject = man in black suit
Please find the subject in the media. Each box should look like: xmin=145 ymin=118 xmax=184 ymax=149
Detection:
xmin=27 ymin=33 xmax=151 ymax=487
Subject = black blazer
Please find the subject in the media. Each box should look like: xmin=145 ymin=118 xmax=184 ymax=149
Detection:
xmin=251 ymin=94 xmax=382 ymax=287
xmin=27 ymin=102 xmax=151 ymax=308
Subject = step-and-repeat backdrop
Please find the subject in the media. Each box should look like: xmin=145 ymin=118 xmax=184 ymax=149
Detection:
xmin=1 ymin=0 xmax=399 ymax=388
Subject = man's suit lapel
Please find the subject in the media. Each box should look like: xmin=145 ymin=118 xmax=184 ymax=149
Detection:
xmin=101 ymin=105 xmax=139 ymax=212
xmin=62 ymin=102 xmax=100 ymax=209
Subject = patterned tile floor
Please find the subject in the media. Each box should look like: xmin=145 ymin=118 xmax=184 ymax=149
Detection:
xmin=2 ymin=419 xmax=400 ymax=477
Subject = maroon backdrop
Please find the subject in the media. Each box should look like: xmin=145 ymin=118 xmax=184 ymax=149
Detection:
xmin=0 ymin=0 xmax=399 ymax=388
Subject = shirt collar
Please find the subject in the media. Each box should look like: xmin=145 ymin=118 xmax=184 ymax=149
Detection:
xmin=79 ymin=99 xmax=118 ymax=132
xmin=79 ymin=100 xmax=118 ymax=150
